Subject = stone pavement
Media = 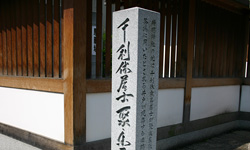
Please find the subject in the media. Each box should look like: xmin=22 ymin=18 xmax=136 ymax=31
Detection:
xmin=176 ymin=130 xmax=250 ymax=150
xmin=0 ymin=130 xmax=250 ymax=150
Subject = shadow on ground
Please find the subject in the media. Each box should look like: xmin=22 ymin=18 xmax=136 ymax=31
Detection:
xmin=175 ymin=130 xmax=250 ymax=150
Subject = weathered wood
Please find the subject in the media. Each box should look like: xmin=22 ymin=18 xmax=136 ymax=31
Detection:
xmin=33 ymin=0 xmax=40 ymax=77
xmin=105 ymin=0 xmax=111 ymax=77
xmin=27 ymin=0 xmax=33 ymax=76
xmin=96 ymin=0 xmax=102 ymax=78
xmin=176 ymin=0 xmax=183 ymax=77
xmin=248 ymin=23 xmax=250 ymax=78
xmin=202 ymin=0 xmax=248 ymax=14
xmin=171 ymin=2 xmax=177 ymax=78
xmin=46 ymin=0 xmax=53 ymax=77
xmin=6 ymin=1 xmax=12 ymax=75
xmin=40 ymin=0 xmax=46 ymax=77
xmin=194 ymin=0 xmax=202 ymax=77
xmin=63 ymin=0 xmax=87 ymax=145
xmin=1 ymin=1 xmax=7 ymax=75
xmin=243 ymin=78 xmax=250 ymax=85
xmin=11 ymin=0 xmax=17 ymax=76
xmin=63 ymin=0 xmax=74 ymax=145
xmin=53 ymin=0 xmax=60 ymax=78
xmin=86 ymin=78 xmax=186 ymax=93
xmin=16 ymin=0 xmax=22 ymax=76
xmin=0 ymin=3 xmax=2 ymax=75
xmin=192 ymin=78 xmax=242 ymax=87
xmin=0 ymin=76 xmax=63 ymax=93
xmin=115 ymin=0 xmax=121 ymax=11
xmin=159 ymin=0 xmax=165 ymax=78
xmin=86 ymin=0 xmax=92 ymax=78
xmin=165 ymin=0 xmax=171 ymax=78
xmin=72 ymin=0 xmax=87 ymax=144
xmin=21 ymin=0 xmax=28 ymax=76
xmin=183 ymin=0 xmax=195 ymax=123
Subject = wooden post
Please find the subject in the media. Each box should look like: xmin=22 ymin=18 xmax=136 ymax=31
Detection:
xmin=63 ymin=0 xmax=87 ymax=146
xmin=183 ymin=0 xmax=196 ymax=123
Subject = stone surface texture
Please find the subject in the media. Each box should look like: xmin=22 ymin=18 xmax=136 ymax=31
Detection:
xmin=112 ymin=7 xmax=160 ymax=150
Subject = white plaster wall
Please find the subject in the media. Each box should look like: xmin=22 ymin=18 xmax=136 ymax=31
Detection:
xmin=86 ymin=89 xmax=184 ymax=142
xmin=190 ymin=86 xmax=240 ymax=121
xmin=240 ymin=85 xmax=250 ymax=112
xmin=157 ymin=89 xmax=184 ymax=128
xmin=0 ymin=87 xmax=64 ymax=142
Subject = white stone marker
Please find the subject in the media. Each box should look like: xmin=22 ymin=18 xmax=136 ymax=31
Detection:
xmin=112 ymin=7 xmax=160 ymax=150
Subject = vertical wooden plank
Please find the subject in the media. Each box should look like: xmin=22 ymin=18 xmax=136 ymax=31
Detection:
xmin=219 ymin=9 xmax=224 ymax=76
xmin=40 ymin=0 xmax=46 ymax=77
xmin=21 ymin=0 xmax=28 ymax=76
xmin=16 ymin=0 xmax=22 ymax=76
xmin=96 ymin=0 xmax=102 ymax=78
xmin=46 ymin=0 xmax=53 ymax=77
xmin=248 ymin=22 xmax=250 ymax=78
xmin=239 ymin=15 xmax=246 ymax=78
xmin=86 ymin=0 xmax=92 ymax=78
xmin=159 ymin=0 xmax=165 ymax=78
xmin=115 ymin=0 xmax=121 ymax=11
xmin=183 ymin=0 xmax=195 ymax=123
xmin=0 ymin=2 xmax=2 ymax=75
xmin=53 ymin=0 xmax=60 ymax=78
xmin=176 ymin=0 xmax=183 ymax=77
xmin=73 ymin=0 xmax=87 ymax=144
xmin=206 ymin=5 xmax=212 ymax=77
xmin=27 ymin=0 xmax=33 ymax=76
xmin=194 ymin=0 xmax=201 ymax=78
xmin=165 ymin=0 xmax=171 ymax=78
xmin=63 ymin=0 xmax=74 ymax=144
xmin=63 ymin=0 xmax=87 ymax=145
xmin=203 ymin=3 xmax=210 ymax=77
xmin=1 ymin=1 xmax=7 ymax=75
xmin=228 ymin=13 xmax=235 ymax=77
xmin=59 ymin=0 xmax=63 ymax=78
xmin=171 ymin=3 xmax=177 ymax=78
xmin=33 ymin=0 xmax=39 ymax=77
xmin=124 ymin=0 xmax=129 ymax=9
xmin=105 ymin=0 xmax=111 ymax=77
xmin=211 ymin=6 xmax=218 ymax=77
xmin=6 ymin=1 xmax=12 ymax=75
xmin=11 ymin=0 xmax=17 ymax=76
xmin=215 ymin=8 xmax=224 ymax=77
xmin=222 ymin=10 xmax=229 ymax=77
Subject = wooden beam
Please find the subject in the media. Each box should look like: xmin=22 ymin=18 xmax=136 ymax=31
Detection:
xmin=202 ymin=0 xmax=250 ymax=14
xmin=0 ymin=76 xmax=63 ymax=93
xmin=63 ymin=0 xmax=87 ymax=146
xmin=183 ymin=0 xmax=196 ymax=123
xmin=192 ymin=78 xmax=242 ymax=87
xmin=86 ymin=78 xmax=186 ymax=93
xmin=243 ymin=78 xmax=250 ymax=85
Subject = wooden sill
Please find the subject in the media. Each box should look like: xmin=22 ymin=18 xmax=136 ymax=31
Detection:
xmin=0 ymin=76 xmax=64 ymax=93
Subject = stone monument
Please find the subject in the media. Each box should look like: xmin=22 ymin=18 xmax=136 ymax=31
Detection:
xmin=112 ymin=7 xmax=160 ymax=150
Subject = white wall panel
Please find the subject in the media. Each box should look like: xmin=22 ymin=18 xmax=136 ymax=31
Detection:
xmin=0 ymin=87 xmax=64 ymax=142
xmin=157 ymin=89 xmax=184 ymax=128
xmin=240 ymin=85 xmax=250 ymax=112
xmin=190 ymin=86 xmax=240 ymax=121
xmin=86 ymin=89 xmax=184 ymax=142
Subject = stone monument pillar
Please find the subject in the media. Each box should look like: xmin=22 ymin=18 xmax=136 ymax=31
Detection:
xmin=112 ymin=7 xmax=160 ymax=150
